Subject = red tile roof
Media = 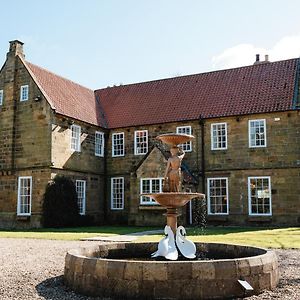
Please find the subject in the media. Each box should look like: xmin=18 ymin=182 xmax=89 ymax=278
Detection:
xmin=95 ymin=59 xmax=298 ymax=128
xmin=22 ymin=56 xmax=299 ymax=129
xmin=23 ymin=60 xmax=107 ymax=127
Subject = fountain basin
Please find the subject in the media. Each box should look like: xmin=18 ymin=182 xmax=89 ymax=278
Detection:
xmin=156 ymin=133 xmax=194 ymax=147
xmin=64 ymin=242 xmax=279 ymax=299
xmin=143 ymin=192 xmax=204 ymax=208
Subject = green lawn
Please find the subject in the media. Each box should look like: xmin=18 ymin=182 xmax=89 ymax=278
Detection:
xmin=0 ymin=226 xmax=299 ymax=249
xmin=137 ymin=227 xmax=300 ymax=249
xmin=0 ymin=226 xmax=157 ymax=241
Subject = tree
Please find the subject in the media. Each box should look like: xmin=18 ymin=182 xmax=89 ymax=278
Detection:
xmin=42 ymin=175 xmax=80 ymax=227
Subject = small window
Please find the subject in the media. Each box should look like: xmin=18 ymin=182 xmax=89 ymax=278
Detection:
xmin=111 ymin=177 xmax=124 ymax=210
xmin=0 ymin=90 xmax=3 ymax=105
xmin=249 ymin=119 xmax=266 ymax=148
xmin=176 ymin=126 xmax=192 ymax=152
xmin=95 ymin=131 xmax=104 ymax=157
xmin=112 ymin=132 xmax=125 ymax=157
xmin=20 ymin=85 xmax=29 ymax=101
xmin=76 ymin=180 xmax=86 ymax=215
xmin=140 ymin=178 xmax=163 ymax=205
xmin=207 ymin=178 xmax=229 ymax=215
xmin=134 ymin=130 xmax=148 ymax=155
xmin=211 ymin=123 xmax=227 ymax=150
xmin=70 ymin=125 xmax=81 ymax=152
xmin=17 ymin=176 xmax=32 ymax=216
xmin=248 ymin=176 xmax=272 ymax=216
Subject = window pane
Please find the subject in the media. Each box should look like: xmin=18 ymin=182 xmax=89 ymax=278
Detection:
xmin=211 ymin=123 xmax=227 ymax=150
xmin=249 ymin=177 xmax=271 ymax=215
xmin=18 ymin=177 xmax=32 ymax=215
xmin=208 ymin=178 xmax=228 ymax=214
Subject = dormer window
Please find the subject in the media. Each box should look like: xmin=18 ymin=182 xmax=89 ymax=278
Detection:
xmin=0 ymin=90 xmax=3 ymax=105
xmin=20 ymin=85 xmax=29 ymax=101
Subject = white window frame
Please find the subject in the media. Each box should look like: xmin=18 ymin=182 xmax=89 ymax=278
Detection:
xmin=176 ymin=126 xmax=192 ymax=152
xmin=0 ymin=90 xmax=3 ymax=105
xmin=248 ymin=176 xmax=272 ymax=216
xmin=248 ymin=119 xmax=267 ymax=148
xmin=207 ymin=177 xmax=229 ymax=215
xmin=76 ymin=180 xmax=86 ymax=215
xmin=95 ymin=131 xmax=104 ymax=157
xmin=112 ymin=132 xmax=125 ymax=157
xmin=70 ymin=124 xmax=81 ymax=152
xmin=211 ymin=123 xmax=227 ymax=150
xmin=20 ymin=85 xmax=29 ymax=101
xmin=17 ymin=176 xmax=32 ymax=216
xmin=134 ymin=130 xmax=148 ymax=155
xmin=111 ymin=177 xmax=124 ymax=210
xmin=140 ymin=178 xmax=163 ymax=205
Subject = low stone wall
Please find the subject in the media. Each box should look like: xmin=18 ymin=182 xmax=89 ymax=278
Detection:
xmin=64 ymin=242 xmax=279 ymax=299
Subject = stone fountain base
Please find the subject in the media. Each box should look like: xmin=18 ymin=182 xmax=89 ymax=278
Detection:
xmin=64 ymin=242 xmax=278 ymax=299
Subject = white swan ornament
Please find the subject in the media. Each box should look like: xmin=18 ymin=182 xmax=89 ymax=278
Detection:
xmin=151 ymin=225 xmax=178 ymax=260
xmin=151 ymin=225 xmax=170 ymax=258
xmin=164 ymin=226 xmax=178 ymax=261
xmin=176 ymin=226 xmax=196 ymax=259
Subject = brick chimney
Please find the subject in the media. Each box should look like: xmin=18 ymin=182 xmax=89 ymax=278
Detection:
xmin=7 ymin=40 xmax=25 ymax=59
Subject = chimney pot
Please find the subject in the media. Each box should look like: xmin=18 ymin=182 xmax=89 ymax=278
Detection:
xmin=256 ymin=54 xmax=260 ymax=62
xmin=265 ymin=54 xmax=269 ymax=62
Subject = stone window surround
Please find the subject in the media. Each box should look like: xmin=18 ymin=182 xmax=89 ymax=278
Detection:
xmin=248 ymin=119 xmax=267 ymax=148
xmin=207 ymin=177 xmax=229 ymax=215
xmin=134 ymin=130 xmax=148 ymax=155
xmin=76 ymin=180 xmax=86 ymax=215
xmin=140 ymin=177 xmax=163 ymax=205
xmin=95 ymin=131 xmax=104 ymax=157
xmin=176 ymin=125 xmax=192 ymax=152
xmin=211 ymin=122 xmax=228 ymax=150
xmin=0 ymin=89 xmax=3 ymax=105
xmin=20 ymin=85 xmax=29 ymax=101
xmin=112 ymin=132 xmax=125 ymax=157
xmin=70 ymin=124 xmax=81 ymax=152
xmin=17 ymin=176 xmax=32 ymax=216
xmin=248 ymin=176 xmax=272 ymax=216
xmin=111 ymin=177 xmax=124 ymax=210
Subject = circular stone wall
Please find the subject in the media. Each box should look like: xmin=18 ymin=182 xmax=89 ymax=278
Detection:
xmin=64 ymin=242 xmax=279 ymax=299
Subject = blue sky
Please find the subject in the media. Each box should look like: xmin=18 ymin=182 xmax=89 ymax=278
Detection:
xmin=1 ymin=0 xmax=300 ymax=89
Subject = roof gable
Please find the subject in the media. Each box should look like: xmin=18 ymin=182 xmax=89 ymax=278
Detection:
xmin=24 ymin=60 xmax=107 ymax=127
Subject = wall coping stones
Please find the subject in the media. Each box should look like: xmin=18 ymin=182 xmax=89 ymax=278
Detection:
xmin=64 ymin=242 xmax=279 ymax=299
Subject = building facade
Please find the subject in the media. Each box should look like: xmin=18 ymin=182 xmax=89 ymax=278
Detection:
xmin=0 ymin=40 xmax=299 ymax=228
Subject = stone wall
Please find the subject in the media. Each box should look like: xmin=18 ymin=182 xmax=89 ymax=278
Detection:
xmin=0 ymin=42 xmax=106 ymax=228
xmin=106 ymin=111 xmax=300 ymax=226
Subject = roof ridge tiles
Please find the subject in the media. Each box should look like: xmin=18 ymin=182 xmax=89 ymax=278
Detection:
xmin=95 ymin=57 xmax=298 ymax=92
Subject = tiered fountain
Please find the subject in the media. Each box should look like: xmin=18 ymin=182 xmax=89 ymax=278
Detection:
xmin=64 ymin=133 xmax=279 ymax=299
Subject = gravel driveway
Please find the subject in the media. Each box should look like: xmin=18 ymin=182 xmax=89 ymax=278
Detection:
xmin=0 ymin=238 xmax=299 ymax=299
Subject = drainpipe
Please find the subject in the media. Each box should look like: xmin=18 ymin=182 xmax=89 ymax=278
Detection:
xmin=103 ymin=131 xmax=109 ymax=223
xmin=199 ymin=115 xmax=205 ymax=193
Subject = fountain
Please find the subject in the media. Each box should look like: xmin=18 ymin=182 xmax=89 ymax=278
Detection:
xmin=64 ymin=133 xmax=279 ymax=299
xmin=143 ymin=133 xmax=205 ymax=260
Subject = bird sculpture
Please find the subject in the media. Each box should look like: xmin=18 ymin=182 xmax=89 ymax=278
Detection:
xmin=151 ymin=225 xmax=178 ymax=260
xmin=176 ymin=226 xmax=196 ymax=259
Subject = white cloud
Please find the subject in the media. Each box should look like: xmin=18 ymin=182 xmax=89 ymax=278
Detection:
xmin=212 ymin=35 xmax=300 ymax=70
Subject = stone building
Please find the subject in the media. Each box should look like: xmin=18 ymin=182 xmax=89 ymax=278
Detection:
xmin=0 ymin=40 xmax=299 ymax=228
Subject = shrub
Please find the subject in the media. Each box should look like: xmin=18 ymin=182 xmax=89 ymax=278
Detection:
xmin=42 ymin=175 xmax=80 ymax=228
